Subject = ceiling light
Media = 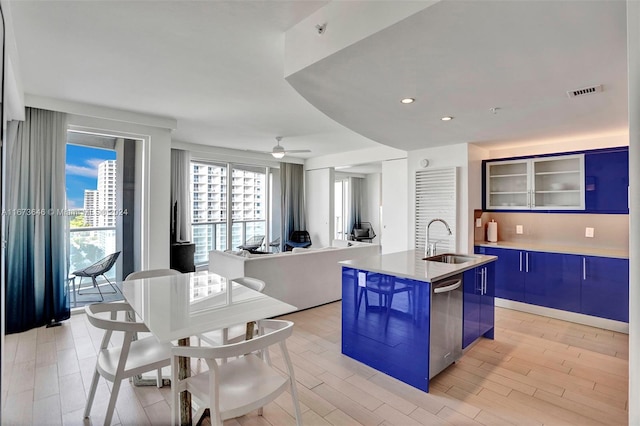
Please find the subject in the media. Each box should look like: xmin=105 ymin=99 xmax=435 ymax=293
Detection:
xmin=401 ymin=98 xmax=415 ymax=104
xmin=271 ymin=151 xmax=285 ymax=159
xmin=441 ymin=116 xmax=453 ymax=121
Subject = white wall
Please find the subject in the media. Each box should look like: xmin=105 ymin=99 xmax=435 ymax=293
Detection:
xmin=468 ymin=144 xmax=491 ymax=249
xmin=306 ymin=167 xmax=334 ymax=248
xmin=407 ymin=144 xmax=473 ymax=253
xmin=381 ymin=158 xmax=408 ymax=254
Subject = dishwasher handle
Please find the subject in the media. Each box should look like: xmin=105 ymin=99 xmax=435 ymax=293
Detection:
xmin=433 ymin=279 xmax=462 ymax=294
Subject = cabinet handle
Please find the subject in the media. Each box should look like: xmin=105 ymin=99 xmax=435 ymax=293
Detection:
xmin=583 ymin=257 xmax=586 ymax=280
xmin=483 ymin=267 xmax=487 ymax=295
xmin=526 ymin=252 xmax=529 ymax=273
xmin=519 ymin=252 xmax=523 ymax=272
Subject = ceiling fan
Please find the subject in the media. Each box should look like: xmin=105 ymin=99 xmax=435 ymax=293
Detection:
xmin=269 ymin=136 xmax=311 ymax=159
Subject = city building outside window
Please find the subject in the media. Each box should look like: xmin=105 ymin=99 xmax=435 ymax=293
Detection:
xmin=190 ymin=161 xmax=269 ymax=265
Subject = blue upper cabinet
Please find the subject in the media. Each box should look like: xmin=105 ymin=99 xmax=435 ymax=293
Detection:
xmin=584 ymin=148 xmax=629 ymax=213
xmin=483 ymin=146 xmax=628 ymax=213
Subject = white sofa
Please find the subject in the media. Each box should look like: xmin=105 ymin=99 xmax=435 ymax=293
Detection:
xmin=209 ymin=240 xmax=380 ymax=311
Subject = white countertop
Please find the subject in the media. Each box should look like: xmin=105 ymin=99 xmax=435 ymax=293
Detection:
xmin=121 ymin=271 xmax=297 ymax=343
xmin=474 ymin=241 xmax=628 ymax=259
xmin=339 ymin=250 xmax=497 ymax=283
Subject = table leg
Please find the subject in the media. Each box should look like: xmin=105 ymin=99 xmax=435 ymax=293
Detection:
xmin=178 ymin=337 xmax=192 ymax=426
xmin=245 ymin=321 xmax=255 ymax=340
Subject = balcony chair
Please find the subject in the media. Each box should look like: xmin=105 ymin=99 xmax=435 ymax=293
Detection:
xmin=285 ymin=230 xmax=311 ymax=251
xmin=351 ymin=222 xmax=376 ymax=243
xmin=84 ymin=302 xmax=172 ymax=426
xmin=72 ymin=251 xmax=121 ymax=302
xmin=237 ymin=235 xmax=265 ymax=253
xmin=268 ymin=237 xmax=281 ymax=253
xmin=171 ymin=319 xmax=302 ymax=426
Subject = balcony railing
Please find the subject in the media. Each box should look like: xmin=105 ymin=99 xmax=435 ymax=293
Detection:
xmin=69 ymin=226 xmax=119 ymax=308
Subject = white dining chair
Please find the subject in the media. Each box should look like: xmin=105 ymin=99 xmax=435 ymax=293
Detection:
xmin=198 ymin=277 xmax=267 ymax=346
xmin=171 ymin=319 xmax=302 ymax=425
xmin=84 ymin=302 xmax=173 ymax=426
xmin=125 ymin=268 xmax=181 ymax=384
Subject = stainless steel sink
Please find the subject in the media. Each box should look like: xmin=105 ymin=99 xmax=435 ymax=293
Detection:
xmin=423 ymin=253 xmax=477 ymax=264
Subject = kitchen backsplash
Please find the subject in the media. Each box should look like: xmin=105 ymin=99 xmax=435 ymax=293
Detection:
xmin=475 ymin=212 xmax=629 ymax=252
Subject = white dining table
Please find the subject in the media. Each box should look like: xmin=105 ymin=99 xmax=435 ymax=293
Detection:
xmin=120 ymin=270 xmax=297 ymax=426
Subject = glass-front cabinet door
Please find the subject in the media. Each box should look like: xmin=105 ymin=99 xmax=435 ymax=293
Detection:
xmin=531 ymin=154 xmax=584 ymax=210
xmin=486 ymin=154 xmax=585 ymax=210
xmin=486 ymin=159 xmax=530 ymax=210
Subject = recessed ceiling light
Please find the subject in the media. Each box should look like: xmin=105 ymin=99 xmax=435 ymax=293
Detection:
xmin=441 ymin=116 xmax=453 ymax=121
xmin=401 ymin=98 xmax=415 ymax=104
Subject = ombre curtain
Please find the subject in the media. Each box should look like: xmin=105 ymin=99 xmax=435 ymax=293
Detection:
xmin=5 ymin=108 xmax=69 ymax=333
xmin=280 ymin=163 xmax=306 ymax=250
xmin=170 ymin=149 xmax=192 ymax=242
xmin=349 ymin=177 xmax=364 ymax=233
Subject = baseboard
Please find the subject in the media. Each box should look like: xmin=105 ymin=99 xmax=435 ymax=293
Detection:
xmin=495 ymin=298 xmax=629 ymax=334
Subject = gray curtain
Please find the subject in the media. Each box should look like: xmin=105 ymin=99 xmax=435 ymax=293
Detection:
xmin=170 ymin=149 xmax=191 ymax=242
xmin=5 ymin=108 xmax=69 ymax=333
xmin=349 ymin=177 xmax=364 ymax=233
xmin=280 ymin=163 xmax=306 ymax=249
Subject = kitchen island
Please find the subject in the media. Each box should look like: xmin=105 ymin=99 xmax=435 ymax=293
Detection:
xmin=340 ymin=250 xmax=497 ymax=392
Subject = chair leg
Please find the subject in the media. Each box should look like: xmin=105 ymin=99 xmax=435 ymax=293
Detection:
xmin=93 ymin=277 xmax=105 ymax=302
xmin=385 ymin=291 xmax=394 ymax=328
xmin=156 ymin=368 xmax=163 ymax=388
xmin=104 ymin=379 xmax=122 ymax=426
xmin=76 ymin=277 xmax=85 ymax=294
xmin=356 ymin=287 xmax=365 ymax=314
xmin=83 ymin=369 xmax=100 ymax=418
xmin=102 ymin=274 xmax=119 ymax=294
xmin=290 ymin=379 xmax=303 ymax=426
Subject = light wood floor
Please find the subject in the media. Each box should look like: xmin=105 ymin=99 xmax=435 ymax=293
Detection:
xmin=1 ymin=303 xmax=629 ymax=425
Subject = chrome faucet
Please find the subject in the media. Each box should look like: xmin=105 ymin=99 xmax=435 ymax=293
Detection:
xmin=426 ymin=218 xmax=452 ymax=256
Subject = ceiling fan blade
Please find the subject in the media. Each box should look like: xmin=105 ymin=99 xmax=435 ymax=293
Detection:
xmin=283 ymin=149 xmax=312 ymax=154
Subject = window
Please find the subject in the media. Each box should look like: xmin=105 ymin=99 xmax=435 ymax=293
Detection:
xmin=190 ymin=161 xmax=271 ymax=265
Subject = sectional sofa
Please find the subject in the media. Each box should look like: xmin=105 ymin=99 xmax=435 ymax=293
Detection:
xmin=209 ymin=240 xmax=380 ymax=311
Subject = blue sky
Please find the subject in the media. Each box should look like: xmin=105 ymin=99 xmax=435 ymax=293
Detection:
xmin=66 ymin=144 xmax=116 ymax=209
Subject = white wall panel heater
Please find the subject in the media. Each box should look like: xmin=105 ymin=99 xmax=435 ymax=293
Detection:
xmin=415 ymin=167 xmax=457 ymax=254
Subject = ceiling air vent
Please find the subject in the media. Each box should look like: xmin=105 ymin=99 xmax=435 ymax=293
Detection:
xmin=567 ymin=84 xmax=603 ymax=98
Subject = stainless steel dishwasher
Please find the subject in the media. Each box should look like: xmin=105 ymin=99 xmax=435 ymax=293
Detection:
xmin=429 ymin=273 xmax=463 ymax=379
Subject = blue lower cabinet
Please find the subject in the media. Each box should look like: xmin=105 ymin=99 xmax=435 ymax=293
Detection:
xmin=463 ymin=269 xmax=480 ymax=349
xmin=524 ymin=251 xmax=581 ymax=313
xmin=463 ymin=263 xmax=495 ymax=349
xmin=341 ymin=267 xmax=431 ymax=391
xmin=478 ymin=246 xmax=524 ymax=302
xmin=475 ymin=245 xmax=629 ymax=323
xmin=581 ymin=256 xmax=629 ymax=322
